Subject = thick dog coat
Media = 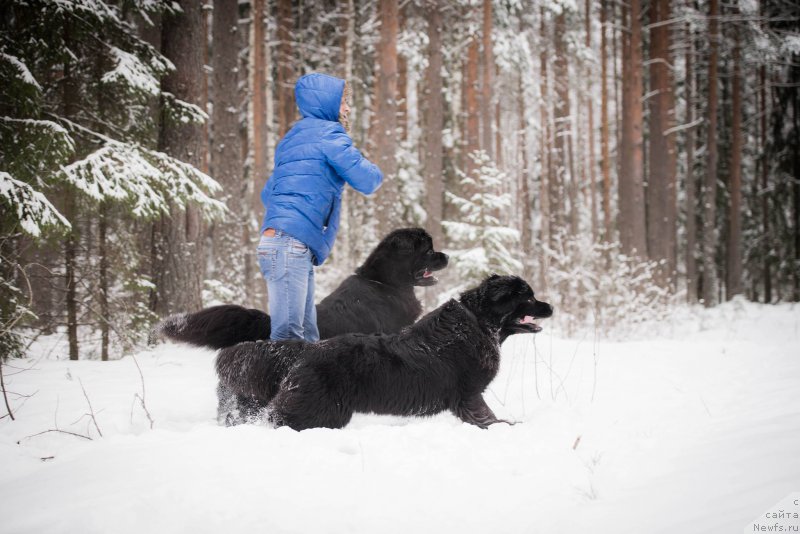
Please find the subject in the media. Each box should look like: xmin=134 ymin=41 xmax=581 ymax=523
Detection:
xmin=216 ymin=275 xmax=553 ymax=430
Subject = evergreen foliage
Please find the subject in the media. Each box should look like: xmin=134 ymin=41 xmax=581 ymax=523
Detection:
xmin=0 ymin=0 xmax=222 ymax=358
xmin=443 ymin=151 xmax=522 ymax=297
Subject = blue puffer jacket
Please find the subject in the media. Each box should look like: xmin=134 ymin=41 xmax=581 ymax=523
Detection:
xmin=260 ymin=73 xmax=383 ymax=265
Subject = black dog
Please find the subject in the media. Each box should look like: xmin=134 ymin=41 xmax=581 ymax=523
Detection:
xmin=151 ymin=228 xmax=449 ymax=349
xmin=216 ymin=275 xmax=553 ymax=431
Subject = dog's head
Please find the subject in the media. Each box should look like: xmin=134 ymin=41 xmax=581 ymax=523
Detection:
xmin=460 ymin=275 xmax=553 ymax=336
xmin=356 ymin=228 xmax=449 ymax=287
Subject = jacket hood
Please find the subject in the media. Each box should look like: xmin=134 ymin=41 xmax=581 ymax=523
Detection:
xmin=295 ymin=73 xmax=345 ymax=122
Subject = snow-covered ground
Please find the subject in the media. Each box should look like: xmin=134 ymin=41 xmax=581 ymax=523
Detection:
xmin=1 ymin=300 xmax=798 ymax=534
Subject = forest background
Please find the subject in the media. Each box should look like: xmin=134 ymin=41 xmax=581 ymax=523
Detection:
xmin=1 ymin=0 xmax=798 ymax=361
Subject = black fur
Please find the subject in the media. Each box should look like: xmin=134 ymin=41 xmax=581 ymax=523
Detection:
xmin=216 ymin=275 xmax=553 ymax=431
xmin=150 ymin=228 xmax=449 ymax=349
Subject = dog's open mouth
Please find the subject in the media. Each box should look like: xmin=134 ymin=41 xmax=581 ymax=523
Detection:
xmin=414 ymin=268 xmax=439 ymax=286
xmin=518 ymin=315 xmax=543 ymax=333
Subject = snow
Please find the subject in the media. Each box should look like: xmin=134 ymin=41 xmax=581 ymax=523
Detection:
xmin=0 ymin=172 xmax=71 ymax=237
xmin=59 ymin=143 xmax=225 ymax=220
xmin=101 ymin=46 xmax=171 ymax=96
xmin=0 ymin=53 xmax=41 ymax=90
xmin=1 ymin=301 xmax=798 ymax=533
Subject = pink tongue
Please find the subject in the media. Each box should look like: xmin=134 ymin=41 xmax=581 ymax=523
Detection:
xmin=423 ymin=271 xmax=432 ymax=278
xmin=519 ymin=316 xmax=536 ymax=324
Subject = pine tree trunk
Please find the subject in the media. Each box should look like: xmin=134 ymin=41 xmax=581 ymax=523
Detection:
xmin=618 ymin=0 xmax=647 ymax=257
xmin=251 ymin=0 xmax=268 ymax=218
xmin=481 ymin=0 xmax=493 ymax=159
xmin=539 ymin=7 xmax=553 ymax=252
xmin=277 ymin=0 xmax=295 ymax=138
xmin=702 ymin=0 xmax=720 ymax=307
xmin=465 ymin=29 xmax=480 ymax=176
xmin=793 ymin=67 xmax=800 ymax=302
xmin=98 ymin=204 xmax=109 ymax=361
xmin=342 ymin=0 xmax=358 ymax=274
xmin=586 ymin=0 xmax=598 ymax=242
xmin=237 ymin=4 xmax=258 ymax=309
xmin=397 ymin=3 xmax=408 ymax=143
xmin=64 ymin=190 xmax=79 ymax=361
xmin=495 ymin=65 xmax=503 ymax=170
xmin=373 ymin=0 xmax=398 ymax=236
xmin=423 ymin=0 xmax=444 ymax=248
xmin=519 ymin=74 xmax=533 ymax=280
xmin=63 ymin=21 xmax=80 ymax=361
xmin=647 ymin=0 xmax=677 ymax=285
xmin=726 ymin=27 xmax=743 ymax=299
xmin=759 ymin=63 xmax=771 ymax=302
xmin=600 ymin=0 xmax=612 ymax=241
xmin=685 ymin=6 xmax=698 ymax=302
xmin=553 ymin=9 xmax=570 ymax=237
xmin=153 ymin=0 xmax=207 ymax=316
xmin=612 ymin=0 xmax=621 ymax=160
xmin=212 ymin=0 xmax=246 ymax=303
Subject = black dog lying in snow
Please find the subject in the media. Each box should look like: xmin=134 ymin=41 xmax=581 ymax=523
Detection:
xmin=216 ymin=275 xmax=553 ymax=430
xmin=151 ymin=227 xmax=449 ymax=349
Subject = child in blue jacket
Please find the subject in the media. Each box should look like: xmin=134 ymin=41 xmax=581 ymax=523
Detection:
xmin=258 ymin=73 xmax=383 ymax=342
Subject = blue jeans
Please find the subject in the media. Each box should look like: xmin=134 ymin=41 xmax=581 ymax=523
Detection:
xmin=257 ymin=230 xmax=319 ymax=342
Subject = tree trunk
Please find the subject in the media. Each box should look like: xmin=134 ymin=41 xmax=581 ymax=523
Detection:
xmin=647 ymin=0 xmax=677 ymax=285
xmin=153 ymin=0 xmax=206 ymax=316
xmin=685 ymin=6 xmax=698 ymax=302
xmin=586 ymin=0 xmax=598 ymax=242
xmin=519 ymin=74 xmax=532 ymax=280
xmin=212 ymin=0 xmax=246 ymax=303
xmin=600 ymin=0 xmax=612 ymax=241
xmin=63 ymin=21 xmax=80 ymax=361
xmin=613 ymin=0 xmax=621 ymax=159
xmin=423 ymin=0 xmax=444 ymax=249
xmin=495 ymin=64 xmax=503 ymax=170
xmin=793 ymin=65 xmax=800 ymax=302
xmin=251 ymin=0 xmax=268 ymax=215
xmin=702 ymin=0 xmax=720 ymax=307
xmin=342 ymin=0 xmax=358 ymax=274
xmin=726 ymin=26 xmax=743 ymax=299
xmin=552 ymin=9 xmax=570 ymax=238
xmin=618 ymin=0 xmax=647 ymax=257
xmin=64 ymin=190 xmax=79 ymax=361
xmin=539 ymin=7 xmax=553 ymax=252
xmin=465 ymin=28 xmax=480 ymax=176
xmin=99 ymin=204 xmax=109 ymax=361
xmin=277 ymin=0 xmax=295 ymax=138
xmin=759 ymin=63 xmax=771 ymax=302
xmin=481 ymin=0 xmax=493 ymax=159
xmin=250 ymin=0 xmax=269 ymax=309
xmin=397 ymin=3 xmax=408 ymax=143
xmin=373 ymin=0 xmax=398 ymax=236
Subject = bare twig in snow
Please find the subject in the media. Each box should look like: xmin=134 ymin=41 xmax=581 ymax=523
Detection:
xmin=78 ymin=378 xmax=103 ymax=438
xmin=1 ymin=356 xmax=15 ymax=421
xmin=17 ymin=429 xmax=92 ymax=443
xmin=131 ymin=355 xmax=154 ymax=429
xmin=572 ymin=435 xmax=582 ymax=450
xmin=0 ymin=258 xmax=39 ymax=422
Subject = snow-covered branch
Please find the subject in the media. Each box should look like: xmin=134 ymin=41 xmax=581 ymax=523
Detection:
xmin=59 ymin=143 xmax=226 ymax=220
xmin=0 ymin=172 xmax=71 ymax=237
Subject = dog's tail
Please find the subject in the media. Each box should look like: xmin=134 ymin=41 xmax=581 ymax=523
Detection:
xmin=149 ymin=304 xmax=271 ymax=350
xmin=216 ymin=339 xmax=300 ymax=403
